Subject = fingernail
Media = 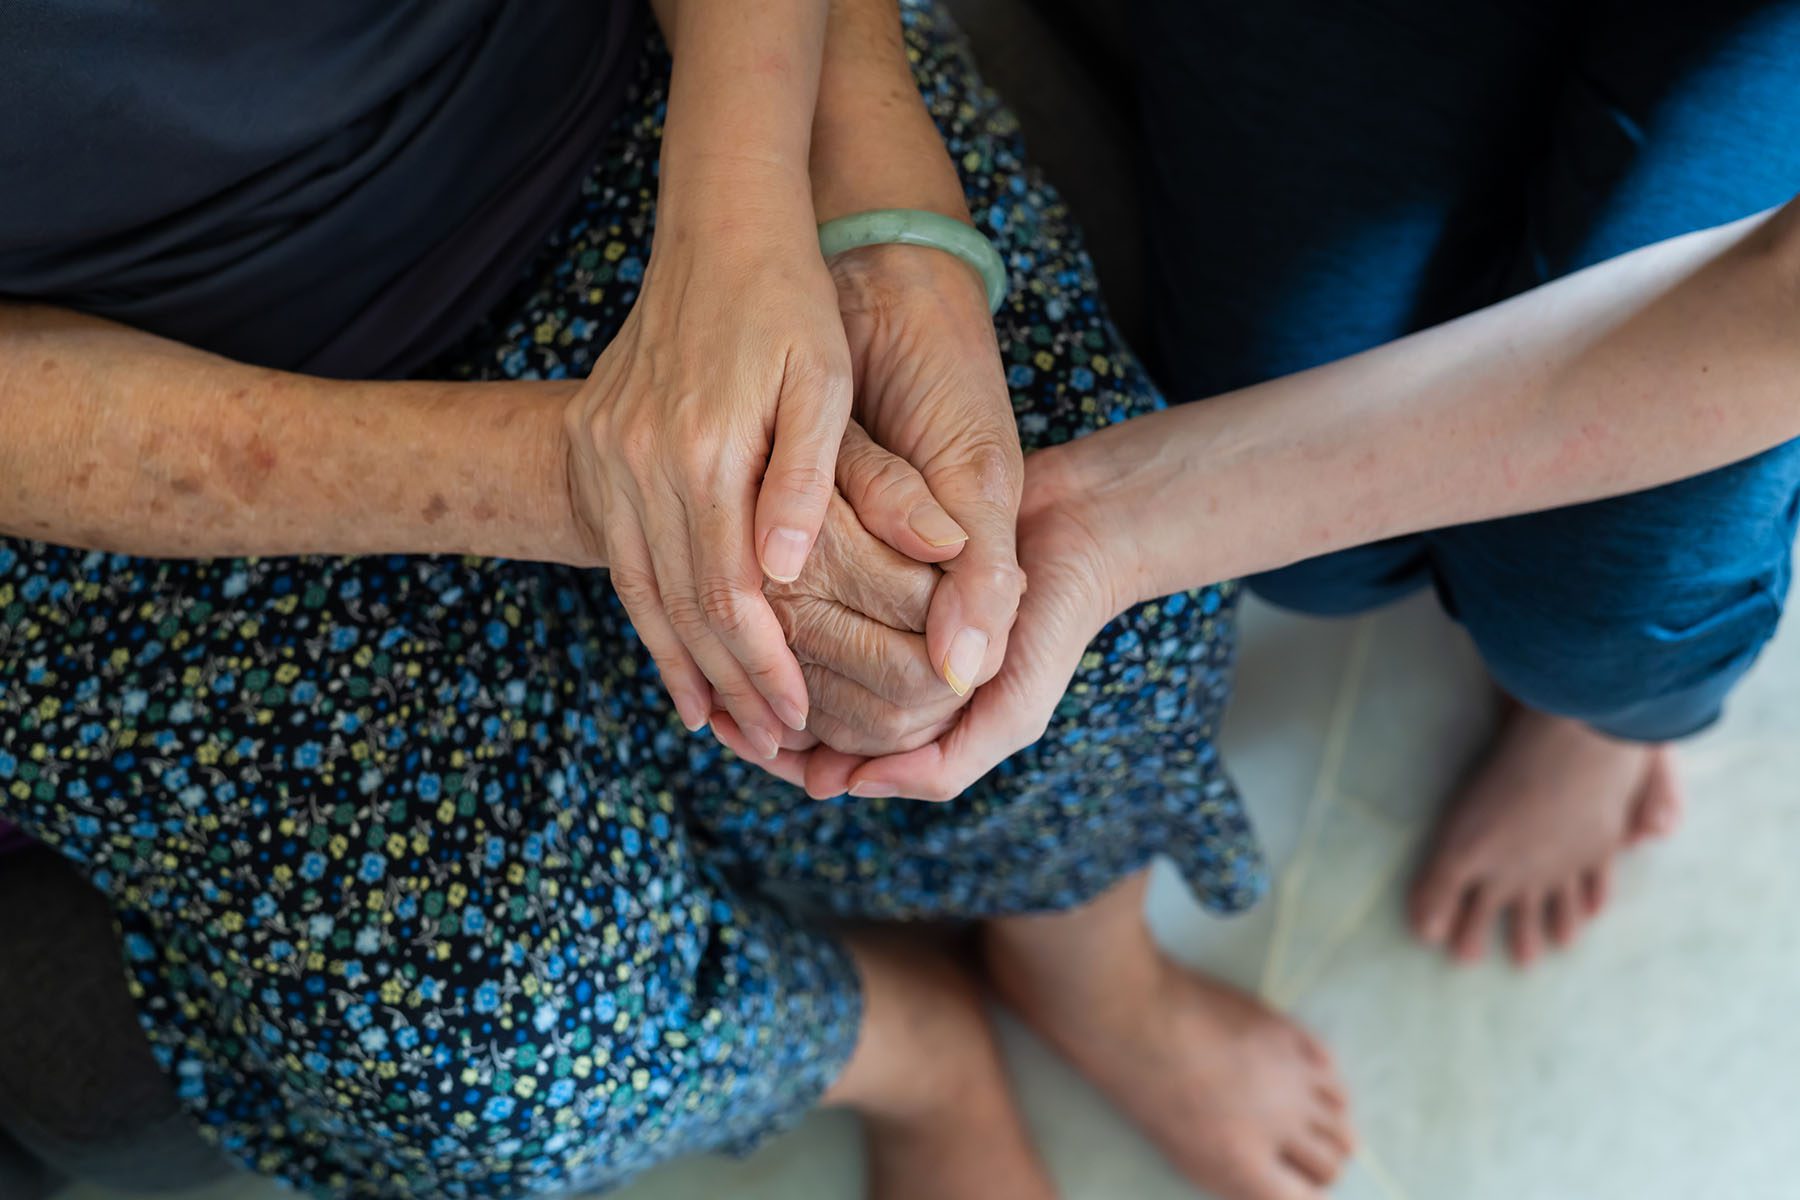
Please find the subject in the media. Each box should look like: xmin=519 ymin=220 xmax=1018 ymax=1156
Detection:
xmin=942 ymin=627 xmax=988 ymax=696
xmin=850 ymin=782 xmax=897 ymax=799
xmin=908 ymin=503 xmax=968 ymax=548
xmin=761 ymin=527 xmax=811 ymax=583
xmin=748 ymin=725 xmax=782 ymax=760
xmin=674 ymin=694 xmax=708 ymax=733
xmin=774 ymin=697 xmax=808 ymax=734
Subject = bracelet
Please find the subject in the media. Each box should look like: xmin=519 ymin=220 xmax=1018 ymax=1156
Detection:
xmin=817 ymin=209 xmax=1009 ymax=314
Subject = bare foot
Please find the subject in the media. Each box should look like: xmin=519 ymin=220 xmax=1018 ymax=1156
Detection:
xmin=830 ymin=933 xmax=1057 ymax=1200
xmin=986 ymin=934 xmax=1355 ymax=1200
xmin=1408 ymin=701 xmax=1683 ymax=966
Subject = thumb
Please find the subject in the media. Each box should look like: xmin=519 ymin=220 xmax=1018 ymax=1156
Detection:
xmin=835 ymin=422 xmax=970 ymax=564
xmin=756 ymin=353 xmax=853 ymax=583
xmin=921 ymin=443 xmax=1025 ymax=696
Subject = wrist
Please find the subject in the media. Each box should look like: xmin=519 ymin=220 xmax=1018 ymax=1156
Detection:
xmin=829 ymin=239 xmax=991 ymax=319
xmin=450 ymin=380 xmax=595 ymax=567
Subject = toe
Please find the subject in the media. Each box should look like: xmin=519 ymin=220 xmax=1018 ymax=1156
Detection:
xmin=1408 ymin=854 xmax=1476 ymax=947
xmin=1581 ymin=862 xmax=1612 ymax=916
xmin=1449 ymin=883 xmax=1497 ymax=963
xmin=1295 ymin=1026 xmax=1335 ymax=1072
xmin=1282 ymin=1131 xmax=1346 ymax=1188
xmin=1628 ymin=750 xmax=1684 ymax=844
xmin=1546 ymin=884 xmax=1581 ymax=948
xmin=1508 ymin=894 xmax=1545 ymax=966
xmin=1311 ymin=1114 xmax=1356 ymax=1160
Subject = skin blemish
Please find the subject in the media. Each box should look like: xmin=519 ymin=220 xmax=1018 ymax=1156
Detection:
xmin=170 ymin=476 xmax=202 ymax=496
xmin=214 ymin=431 xmax=278 ymax=504
xmin=422 ymin=493 xmax=451 ymax=524
xmin=471 ymin=499 xmax=498 ymax=523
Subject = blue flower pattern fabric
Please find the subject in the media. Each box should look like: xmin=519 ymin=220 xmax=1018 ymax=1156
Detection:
xmin=0 ymin=5 xmax=1261 ymax=1196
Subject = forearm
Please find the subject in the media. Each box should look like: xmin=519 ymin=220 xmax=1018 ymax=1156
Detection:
xmin=809 ymin=0 xmax=970 ymax=224
xmin=650 ymin=0 xmax=828 ymax=236
xmin=1068 ymin=201 xmax=1800 ymax=607
xmin=0 ymin=305 xmax=586 ymax=563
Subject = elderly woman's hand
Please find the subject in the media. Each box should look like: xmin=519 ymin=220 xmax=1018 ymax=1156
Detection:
xmin=706 ymin=421 xmax=980 ymax=769
xmin=831 ymin=243 xmax=1027 ymax=700
xmin=731 ymin=441 xmax=1134 ymax=801
xmin=564 ymin=205 xmax=854 ymax=759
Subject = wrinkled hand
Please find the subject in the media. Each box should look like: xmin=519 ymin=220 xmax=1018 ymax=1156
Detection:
xmin=566 ymin=225 xmax=852 ymax=760
xmin=712 ymin=422 xmax=974 ymax=760
xmin=831 ymin=242 xmax=1026 ymax=699
xmin=723 ymin=443 xmax=1136 ymax=801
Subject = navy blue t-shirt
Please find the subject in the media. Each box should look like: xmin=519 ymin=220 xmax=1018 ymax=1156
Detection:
xmin=0 ymin=2 xmax=641 ymax=377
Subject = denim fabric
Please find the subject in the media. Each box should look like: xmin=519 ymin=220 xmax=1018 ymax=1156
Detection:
xmin=1137 ymin=0 xmax=1800 ymax=740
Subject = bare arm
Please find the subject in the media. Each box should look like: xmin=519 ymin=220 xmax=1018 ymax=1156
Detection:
xmin=825 ymin=195 xmax=1800 ymax=803
xmin=1057 ymin=199 xmax=1800 ymax=609
xmin=0 ymin=305 xmax=587 ymax=563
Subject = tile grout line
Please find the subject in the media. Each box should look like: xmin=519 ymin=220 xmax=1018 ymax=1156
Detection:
xmin=1259 ymin=618 xmax=1376 ymax=1001
xmin=1271 ymin=824 xmax=1422 ymax=1011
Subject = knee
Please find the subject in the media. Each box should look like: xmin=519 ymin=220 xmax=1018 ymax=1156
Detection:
xmin=1462 ymin=571 xmax=1786 ymax=734
xmin=1248 ymin=540 xmax=1432 ymax=618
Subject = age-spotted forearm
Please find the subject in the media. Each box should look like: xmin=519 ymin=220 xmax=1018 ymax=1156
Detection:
xmin=0 ymin=305 xmax=590 ymax=564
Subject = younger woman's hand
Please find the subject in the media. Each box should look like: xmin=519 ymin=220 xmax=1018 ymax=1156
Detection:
xmin=565 ymin=223 xmax=853 ymax=759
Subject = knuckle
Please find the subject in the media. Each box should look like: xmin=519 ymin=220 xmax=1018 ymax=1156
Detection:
xmin=607 ymin=563 xmax=658 ymax=611
xmin=697 ymin=577 xmax=753 ymax=635
xmin=660 ymin=588 xmax=711 ymax=638
xmin=863 ymin=456 xmax=924 ymax=513
xmin=617 ymin=418 xmax=660 ymax=475
xmin=956 ymin=438 xmax=1026 ymax=505
xmin=768 ymin=458 xmax=833 ymax=500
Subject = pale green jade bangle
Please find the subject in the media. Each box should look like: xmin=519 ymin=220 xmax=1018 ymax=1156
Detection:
xmin=817 ymin=208 xmax=1009 ymax=314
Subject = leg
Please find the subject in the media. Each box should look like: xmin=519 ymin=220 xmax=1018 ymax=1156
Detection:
xmin=984 ymin=871 xmax=1354 ymax=1200
xmin=684 ymin=7 xmax=1341 ymax=1197
xmin=1409 ymin=0 xmax=1800 ymax=963
xmin=828 ymin=934 xmax=1054 ymax=1200
xmin=0 ymin=41 xmax=1043 ymax=1196
xmin=1133 ymin=0 xmax=1565 ymax=617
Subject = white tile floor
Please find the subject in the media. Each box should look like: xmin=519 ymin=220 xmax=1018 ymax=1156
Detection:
xmin=65 ymin=592 xmax=1800 ymax=1200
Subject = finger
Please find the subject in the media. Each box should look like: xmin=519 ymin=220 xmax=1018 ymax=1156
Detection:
xmin=709 ymin=711 xmax=812 ymax=789
xmin=688 ymin=473 xmax=813 ymax=732
xmin=802 ymin=745 xmax=867 ymax=800
xmin=919 ymin=442 xmax=1025 ymax=696
xmin=835 ymin=422 xmax=968 ymax=564
xmin=847 ymin=643 xmax=1061 ymax=803
xmin=756 ymin=351 xmax=853 ymax=584
xmin=606 ymin=521 xmax=712 ymax=733
xmin=789 ymin=493 xmax=937 ymax=633
xmin=779 ymin=595 xmax=945 ymax=706
xmin=801 ymin=664 xmax=958 ymax=758
xmin=646 ymin=502 xmax=789 ymax=758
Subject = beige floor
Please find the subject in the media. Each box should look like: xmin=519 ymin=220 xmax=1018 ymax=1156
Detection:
xmin=64 ymin=592 xmax=1800 ymax=1200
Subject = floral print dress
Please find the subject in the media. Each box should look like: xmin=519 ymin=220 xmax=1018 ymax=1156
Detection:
xmin=0 ymin=4 xmax=1261 ymax=1196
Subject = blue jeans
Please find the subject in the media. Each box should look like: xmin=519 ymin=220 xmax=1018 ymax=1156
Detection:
xmin=1136 ymin=0 xmax=1800 ymax=741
